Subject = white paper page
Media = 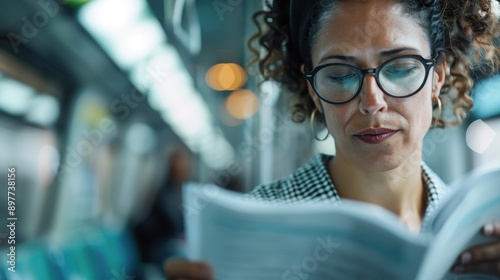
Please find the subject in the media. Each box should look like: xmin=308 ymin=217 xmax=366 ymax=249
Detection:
xmin=428 ymin=163 xmax=500 ymax=233
xmin=417 ymin=165 xmax=500 ymax=280
xmin=184 ymin=183 xmax=429 ymax=280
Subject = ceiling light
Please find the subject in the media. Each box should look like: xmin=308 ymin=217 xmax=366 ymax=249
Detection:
xmin=0 ymin=79 xmax=35 ymax=115
xmin=25 ymin=94 xmax=60 ymax=126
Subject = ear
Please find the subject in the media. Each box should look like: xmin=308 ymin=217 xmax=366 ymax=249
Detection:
xmin=432 ymin=59 xmax=447 ymax=98
xmin=301 ymin=64 xmax=323 ymax=113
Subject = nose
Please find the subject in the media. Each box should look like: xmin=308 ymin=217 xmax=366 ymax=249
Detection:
xmin=358 ymin=74 xmax=388 ymax=115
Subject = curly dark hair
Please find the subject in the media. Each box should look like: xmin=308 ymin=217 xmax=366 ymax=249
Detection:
xmin=248 ymin=0 xmax=500 ymax=127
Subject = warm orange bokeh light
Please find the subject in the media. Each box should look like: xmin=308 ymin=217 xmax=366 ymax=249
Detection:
xmin=225 ymin=89 xmax=259 ymax=120
xmin=206 ymin=63 xmax=247 ymax=91
xmin=219 ymin=102 xmax=243 ymax=127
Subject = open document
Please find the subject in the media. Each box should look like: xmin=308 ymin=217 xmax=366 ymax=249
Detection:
xmin=183 ymin=164 xmax=500 ymax=280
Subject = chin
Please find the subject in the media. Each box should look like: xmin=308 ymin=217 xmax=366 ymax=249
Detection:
xmin=352 ymin=152 xmax=408 ymax=173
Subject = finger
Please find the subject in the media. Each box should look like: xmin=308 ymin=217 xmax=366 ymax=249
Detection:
xmin=452 ymin=261 xmax=500 ymax=276
xmin=164 ymin=257 xmax=213 ymax=280
xmin=164 ymin=258 xmax=212 ymax=280
xmin=458 ymin=242 xmax=500 ymax=264
xmin=483 ymin=221 xmax=500 ymax=237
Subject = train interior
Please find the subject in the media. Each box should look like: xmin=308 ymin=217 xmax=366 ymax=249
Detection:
xmin=0 ymin=0 xmax=499 ymax=279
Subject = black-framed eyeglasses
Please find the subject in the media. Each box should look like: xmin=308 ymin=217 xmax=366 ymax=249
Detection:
xmin=304 ymin=55 xmax=436 ymax=104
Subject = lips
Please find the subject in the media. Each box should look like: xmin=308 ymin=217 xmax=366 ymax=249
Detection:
xmin=354 ymin=128 xmax=398 ymax=144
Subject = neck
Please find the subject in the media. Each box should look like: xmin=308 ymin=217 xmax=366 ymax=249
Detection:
xmin=328 ymin=150 xmax=426 ymax=232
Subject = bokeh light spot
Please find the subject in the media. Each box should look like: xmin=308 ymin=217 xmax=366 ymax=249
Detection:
xmin=206 ymin=63 xmax=247 ymax=91
xmin=466 ymin=119 xmax=496 ymax=154
xmin=225 ymin=89 xmax=259 ymax=120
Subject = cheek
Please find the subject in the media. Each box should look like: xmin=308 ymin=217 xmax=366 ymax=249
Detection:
xmin=400 ymin=91 xmax=433 ymax=133
xmin=321 ymin=102 xmax=356 ymax=133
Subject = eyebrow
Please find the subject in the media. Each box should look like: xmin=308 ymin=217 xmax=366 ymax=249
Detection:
xmin=380 ymin=47 xmax=420 ymax=56
xmin=318 ymin=47 xmax=421 ymax=64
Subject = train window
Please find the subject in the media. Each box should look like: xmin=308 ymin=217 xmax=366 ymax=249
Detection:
xmin=0 ymin=74 xmax=60 ymax=127
xmin=0 ymin=57 xmax=62 ymax=245
xmin=0 ymin=113 xmax=60 ymax=245
xmin=51 ymin=89 xmax=118 ymax=234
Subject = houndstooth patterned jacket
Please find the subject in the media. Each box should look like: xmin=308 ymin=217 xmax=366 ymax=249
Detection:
xmin=248 ymin=154 xmax=450 ymax=232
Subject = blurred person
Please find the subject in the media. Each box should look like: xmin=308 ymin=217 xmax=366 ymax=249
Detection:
xmin=164 ymin=0 xmax=500 ymax=279
xmin=223 ymin=174 xmax=245 ymax=193
xmin=134 ymin=147 xmax=192 ymax=269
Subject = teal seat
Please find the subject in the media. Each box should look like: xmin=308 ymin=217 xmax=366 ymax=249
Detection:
xmin=1 ymin=242 xmax=52 ymax=280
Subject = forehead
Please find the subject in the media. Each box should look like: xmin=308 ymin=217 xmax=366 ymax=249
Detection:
xmin=312 ymin=1 xmax=430 ymax=65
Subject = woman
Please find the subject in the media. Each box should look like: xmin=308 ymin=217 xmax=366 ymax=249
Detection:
xmin=165 ymin=0 xmax=500 ymax=278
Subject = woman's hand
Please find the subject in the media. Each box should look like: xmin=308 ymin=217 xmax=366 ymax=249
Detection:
xmin=452 ymin=221 xmax=500 ymax=276
xmin=164 ymin=257 xmax=213 ymax=280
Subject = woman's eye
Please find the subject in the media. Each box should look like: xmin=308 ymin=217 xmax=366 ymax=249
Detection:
xmin=383 ymin=64 xmax=417 ymax=77
xmin=328 ymin=73 xmax=357 ymax=82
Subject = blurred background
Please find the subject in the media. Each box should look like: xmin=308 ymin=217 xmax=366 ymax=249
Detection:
xmin=0 ymin=0 xmax=498 ymax=279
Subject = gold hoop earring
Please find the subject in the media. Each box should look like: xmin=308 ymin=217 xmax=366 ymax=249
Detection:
xmin=310 ymin=108 xmax=329 ymax=141
xmin=431 ymin=95 xmax=442 ymax=128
